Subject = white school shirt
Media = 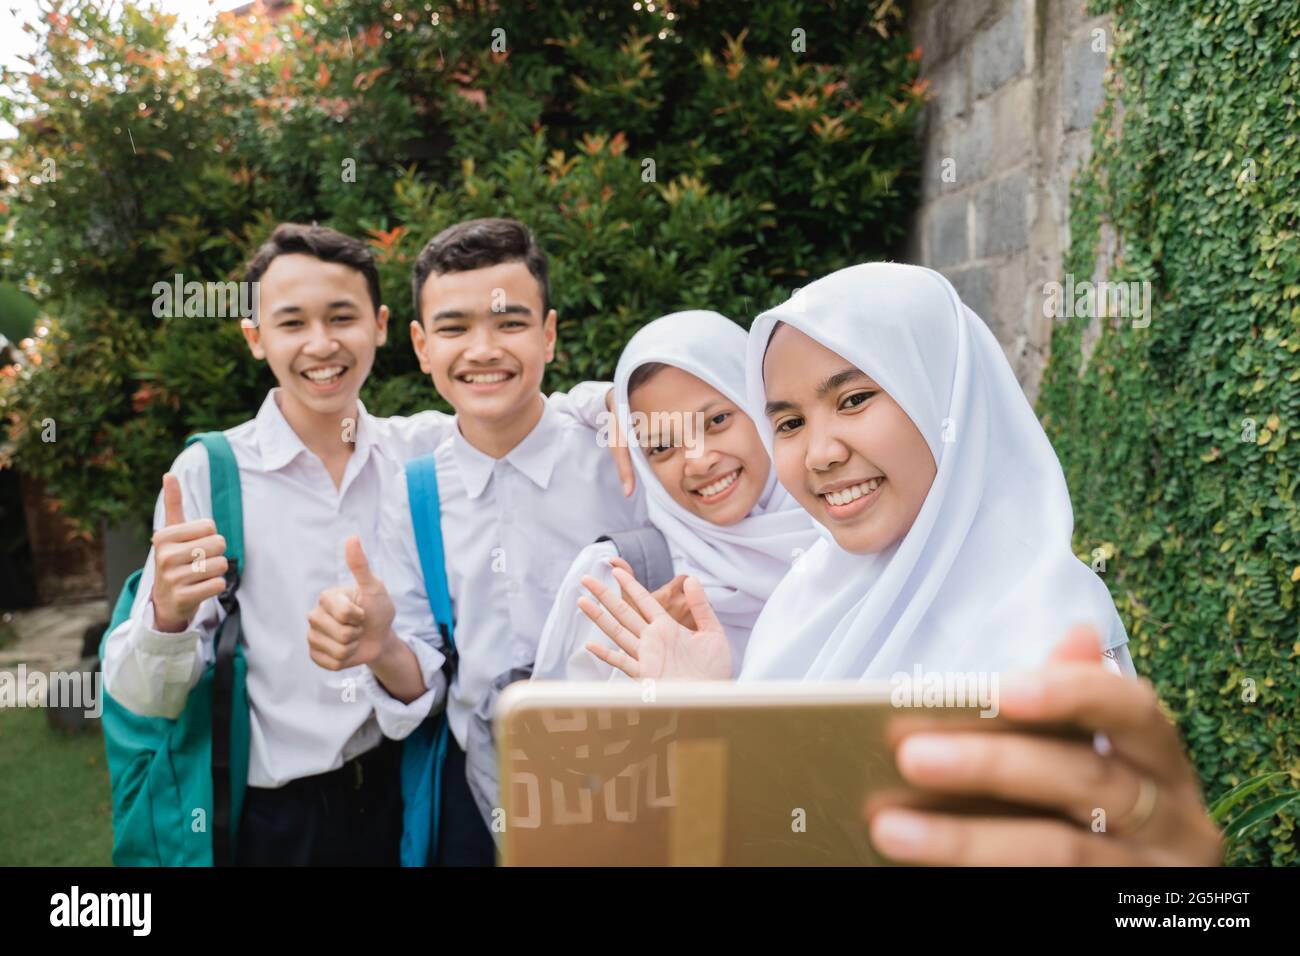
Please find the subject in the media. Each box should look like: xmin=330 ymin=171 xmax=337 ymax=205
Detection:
xmin=378 ymin=394 xmax=649 ymax=749
xmin=103 ymin=384 xmax=610 ymax=788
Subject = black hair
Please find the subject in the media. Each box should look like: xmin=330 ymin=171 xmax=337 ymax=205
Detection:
xmin=627 ymin=361 xmax=670 ymax=395
xmin=244 ymin=222 xmax=381 ymax=312
xmin=410 ymin=217 xmax=550 ymax=322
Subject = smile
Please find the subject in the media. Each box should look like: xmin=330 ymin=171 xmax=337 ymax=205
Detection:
xmin=820 ymin=476 xmax=884 ymax=506
xmin=691 ymin=468 xmax=741 ymax=504
xmin=458 ymin=370 xmax=515 ymax=385
xmin=818 ymin=476 xmax=885 ymax=521
xmin=301 ymin=365 xmax=346 ymax=387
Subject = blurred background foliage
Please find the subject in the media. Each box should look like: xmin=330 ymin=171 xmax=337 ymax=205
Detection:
xmin=0 ymin=0 xmax=924 ymax=531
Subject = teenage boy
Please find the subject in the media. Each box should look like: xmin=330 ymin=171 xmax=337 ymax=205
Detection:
xmin=312 ymin=218 xmax=648 ymax=866
xmin=103 ymin=222 xmax=611 ymax=865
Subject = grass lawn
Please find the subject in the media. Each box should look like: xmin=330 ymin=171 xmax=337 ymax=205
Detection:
xmin=0 ymin=706 xmax=113 ymax=866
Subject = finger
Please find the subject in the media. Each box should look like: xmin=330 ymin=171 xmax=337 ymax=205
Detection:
xmin=309 ymin=650 xmax=345 ymax=672
xmin=577 ymin=595 xmax=640 ymax=659
xmin=580 ymin=573 xmax=648 ymax=638
xmin=608 ymin=567 xmax=670 ymax=624
xmin=152 ymin=518 xmax=218 ymax=546
xmin=614 ymin=442 xmax=635 ymax=496
xmin=162 ymin=535 xmax=227 ymax=573
xmin=308 ymin=606 xmax=362 ymax=645
xmin=321 ymin=589 xmax=365 ymax=626
xmin=893 ymin=732 xmax=1147 ymax=831
xmin=1047 ymin=625 xmax=1104 ymax=665
xmin=681 ymin=576 xmax=723 ymax=633
xmin=649 ymin=573 xmax=686 ymax=603
xmin=162 ymin=473 xmax=187 ymax=527
xmin=345 ymin=536 xmax=380 ymax=590
xmin=999 ymin=664 xmax=1187 ymax=782
xmin=585 ymin=640 xmax=641 ymax=679
xmin=866 ymin=808 xmax=1140 ymax=866
xmin=608 ymin=557 xmax=634 ymax=577
xmin=169 ymin=554 xmax=229 ymax=589
xmin=307 ymin=627 xmax=356 ymax=666
xmin=606 ymin=392 xmax=635 ymax=497
xmin=172 ymin=577 xmax=228 ymax=609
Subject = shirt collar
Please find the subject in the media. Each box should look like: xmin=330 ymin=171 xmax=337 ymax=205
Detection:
xmin=254 ymin=388 xmax=377 ymax=473
xmin=451 ymin=395 xmax=563 ymax=499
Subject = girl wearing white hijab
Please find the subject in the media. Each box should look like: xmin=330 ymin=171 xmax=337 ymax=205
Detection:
xmin=533 ymin=310 xmax=818 ymax=680
xmin=579 ymin=265 xmax=1222 ymax=867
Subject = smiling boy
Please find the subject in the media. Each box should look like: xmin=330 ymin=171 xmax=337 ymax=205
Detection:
xmin=312 ymin=218 xmax=647 ymax=865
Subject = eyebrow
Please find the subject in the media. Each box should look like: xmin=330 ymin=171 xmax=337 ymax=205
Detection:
xmin=764 ymin=367 xmax=870 ymax=417
xmin=429 ymin=303 xmax=534 ymax=321
xmin=818 ymin=367 xmax=870 ymax=396
xmin=271 ymin=299 xmax=360 ymax=317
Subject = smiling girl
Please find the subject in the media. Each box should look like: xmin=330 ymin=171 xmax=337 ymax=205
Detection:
xmin=533 ymin=310 xmax=817 ymax=680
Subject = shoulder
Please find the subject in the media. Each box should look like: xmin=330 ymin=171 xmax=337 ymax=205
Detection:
xmin=368 ymin=408 xmax=457 ymax=462
xmin=566 ymin=539 xmax=619 ymax=574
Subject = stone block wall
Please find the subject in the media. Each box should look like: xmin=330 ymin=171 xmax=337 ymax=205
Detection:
xmin=906 ymin=0 xmax=1111 ymax=400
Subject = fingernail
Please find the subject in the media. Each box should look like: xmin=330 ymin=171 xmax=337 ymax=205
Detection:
xmin=870 ymin=810 xmax=929 ymax=855
xmin=898 ymin=735 xmax=960 ymax=773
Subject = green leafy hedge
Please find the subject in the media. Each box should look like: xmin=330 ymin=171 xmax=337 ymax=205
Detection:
xmin=0 ymin=0 xmax=923 ymax=531
xmin=1038 ymin=0 xmax=1300 ymax=865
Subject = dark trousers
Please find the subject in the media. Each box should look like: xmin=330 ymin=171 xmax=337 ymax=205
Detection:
xmin=236 ymin=737 xmax=402 ymax=866
xmin=435 ymin=735 xmax=497 ymax=867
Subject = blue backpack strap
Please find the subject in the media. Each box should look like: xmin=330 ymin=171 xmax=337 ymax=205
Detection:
xmin=184 ymin=431 xmax=246 ymax=866
xmin=401 ymin=453 xmax=456 ymax=866
xmin=405 ymin=454 xmax=455 ymax=651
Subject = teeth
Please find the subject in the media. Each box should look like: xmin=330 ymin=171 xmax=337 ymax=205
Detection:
xmin=303 ymin=366 xmax=344 ymax=382
xmin=462 ymin=371 xmax=510 ymax=384
xmin=694 ymin=469 xmax=740 ymax=498
xmin=822 ymin=477 xmax=884 ymax=506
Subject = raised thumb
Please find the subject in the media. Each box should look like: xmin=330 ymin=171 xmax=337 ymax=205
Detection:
xmin=162 ymin=473 xmax=187 ymax=527
xmin=345 ymin=536 xmax=379 ymax=590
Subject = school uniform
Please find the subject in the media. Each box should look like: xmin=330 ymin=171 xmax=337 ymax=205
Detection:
xmin=103 ymin=384 xmax=610 ymax=865
xmin=378 ymin=393 xmax=648 ymax=865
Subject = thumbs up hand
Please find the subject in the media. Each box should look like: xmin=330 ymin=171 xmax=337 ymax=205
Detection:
xmin=307 ymin=536 xmax=396 ymax=671
xmin=150 ymin=473 xmax=229 ymax=633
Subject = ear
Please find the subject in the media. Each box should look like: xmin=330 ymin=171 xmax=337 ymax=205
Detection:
xmin=240 ymin=319 xmax=266 ymax=360
xmin=543 ymin=308 xmax=557 ymax=363
xmin=374 ymin=303 xmax=390 ymax=348
xmin=409 ymin=319 xmax=431 ymax=375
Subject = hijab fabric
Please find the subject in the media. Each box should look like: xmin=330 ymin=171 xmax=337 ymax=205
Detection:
xmin=739 ymin=264 xmax=1128 ymax=680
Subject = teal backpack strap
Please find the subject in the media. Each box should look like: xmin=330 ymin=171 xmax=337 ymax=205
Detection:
xmin=401 ymin=453 xmax=456 ymax=865
xmin=184 ymin=431 xmax=246 ymax=866
xmin=186 ymin=432 xmax=244 ymax=576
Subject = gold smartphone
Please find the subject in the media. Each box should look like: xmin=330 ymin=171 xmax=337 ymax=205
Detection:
xmin=495 ymin=680 xmax=1068 ymax=866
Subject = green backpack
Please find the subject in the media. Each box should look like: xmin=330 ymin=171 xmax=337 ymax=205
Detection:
xmin=98 ymin=432 xmax=250 ymax=866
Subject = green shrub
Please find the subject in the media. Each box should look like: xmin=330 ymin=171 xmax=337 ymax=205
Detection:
xmin=1039 ymin=0 xmax=1300 ymax=865
xmin=0 ymin=0 xmax=924 ymax=531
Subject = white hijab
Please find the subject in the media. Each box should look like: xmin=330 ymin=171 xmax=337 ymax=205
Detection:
xmin=614 ymin=311 xmax=818 ymax=636
xmin=739 ymin=264 xmax=1128 ymax=680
